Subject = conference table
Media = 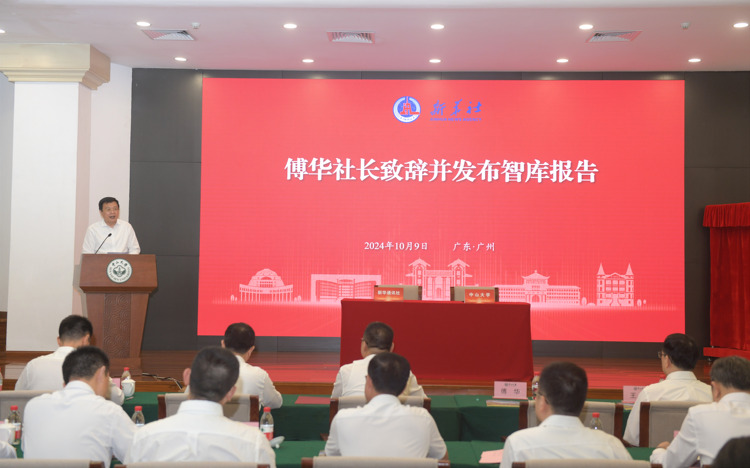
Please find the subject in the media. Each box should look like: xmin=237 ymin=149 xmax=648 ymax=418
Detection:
xmin=124 ymin=393 xmax=632 ymax=443
xmin=340 ymin=299 xmax=534 ymax=381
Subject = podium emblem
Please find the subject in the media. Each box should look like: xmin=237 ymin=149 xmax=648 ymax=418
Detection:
xmin=106 ymin=258 xmax=133 ymax=283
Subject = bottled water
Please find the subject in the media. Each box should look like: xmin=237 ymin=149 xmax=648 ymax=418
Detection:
xmin=260 ymin=407 xmax=274 ymax=440
xmin=530 ymin=372 xmax=540 ymax=398
xmin=8 ymin=405 xmax=21 ymax=445
xmin=132 ymin=405 xmax=146 ymax=427
xmin=589 ymin=411 xmax=603 ymax=431
xmin=121 ymin=367 xmax=132 ymax=382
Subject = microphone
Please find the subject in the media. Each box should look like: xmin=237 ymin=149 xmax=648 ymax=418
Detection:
xmin=94 ymin=233 xmax=112 ymax=254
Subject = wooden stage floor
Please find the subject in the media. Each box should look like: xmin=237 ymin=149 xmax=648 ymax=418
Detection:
xmin=0 ymin=350 xmax=714 ymax=399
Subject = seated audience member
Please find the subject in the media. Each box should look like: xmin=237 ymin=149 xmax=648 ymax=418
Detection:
xmin=325 ymin=352 xmax=447 ymax=459
xmin=22 ymin=346 xmax=135 ymax=463
xmin=501 ymin=362 xmax=632 ymax=468
xmin=332 ymin=321 xmax=425 ymax=398
xmin=16 ymin=314 xmax=125 ymax=405
xmin=713 ymin=436 xmax=750 ymax=468
xmin=126 ymin=346 xmax=276 ymax=465
xmin=651 ymin=355 xmax=750 ymax=468
xmin=221 ymin=322 xmax=282 ymax=408
xmin=624 ymin=333 xmax=712 ymax=446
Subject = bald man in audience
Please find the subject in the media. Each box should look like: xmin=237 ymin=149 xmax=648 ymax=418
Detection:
xmin=332 ymin=321 xmax=425 ymax=398
xmin=624 ymin=333 xmax=712 ymax=446
xmin=325 ymin=352 xmax=447 ymax=459
xmin=501 ymin=362 xmax=632 ymax=468
xmin=651 ymin=355 xmax=750 ymax=467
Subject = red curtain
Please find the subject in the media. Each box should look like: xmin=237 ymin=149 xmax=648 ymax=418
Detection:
xmin=703 ymin=202 xmax=750 ymax=350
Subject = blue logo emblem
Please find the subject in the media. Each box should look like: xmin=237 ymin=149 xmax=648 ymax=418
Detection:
xmin=393 ymin=96 xmax=421 ymax=123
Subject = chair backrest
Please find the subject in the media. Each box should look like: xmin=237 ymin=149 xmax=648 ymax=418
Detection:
xmin=511 ymin=461 xmax=658 ymax=468
xmin=519 ymin=400 xmax=624 ymax=439
xmin=301 ymin=457 xmax=449 ymax=468
xmin=0 ymin=461 xmax=104 ymax=468
xmin=158 ymin=393 xmax=260 ymax=421
xmin=329 ymin=395 xmax=432 ymax=425
xmin=449 ymin=286 xmax=499 ymax=302
xmin=374 ymin=285 xmax=422 ymax=300
xmin=115 ymin=463 xmax=269 ymax=468
xmin=0 ymin=390 xmax=52 ymax=420
xmin=640 ymin=400 xmax=706 ymax=447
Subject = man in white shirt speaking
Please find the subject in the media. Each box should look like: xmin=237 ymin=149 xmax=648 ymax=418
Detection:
xmin=501 ymin=362 xmax=632 ymax=468
xmin=22 ymin=346 xmax=135 ymax=464
xmin=16 ymin=314 xmax=124 ymax=405
xmin=325 ymin=352 xmax=447 ymax=459
xmin=332 ymin=321 xmax=425 ymax=398
xmin=82 ymin=196 xmax=140 ymax=254
xmin=126 ymin=346 xmax=276 ymax=466
xmin=624 ymin=333 xmax=712 ymax=446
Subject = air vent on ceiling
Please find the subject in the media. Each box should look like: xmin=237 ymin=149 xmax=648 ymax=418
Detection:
xmin=586 ymin=30 xmax=642 ymax=43
xmin=327 ymin=31 xmax=375 ymax=44
xmin=142 ymin=29 xmax=195 ymax=41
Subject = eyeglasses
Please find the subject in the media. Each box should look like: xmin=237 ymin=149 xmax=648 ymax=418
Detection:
xmin=657 ymin=351 xmax=667 ymax=359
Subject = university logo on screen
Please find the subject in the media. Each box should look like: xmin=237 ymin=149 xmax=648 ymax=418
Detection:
xmin=393 ymin=95 xmax=482 ymax=123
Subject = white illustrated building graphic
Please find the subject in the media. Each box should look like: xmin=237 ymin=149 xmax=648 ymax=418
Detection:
xmin=596 ymin=263 xmax=635 ymax=306
xmin=238 ymin=268 xmax=294 ymax=302
xmin=406 ymin=258 xmax=471 ymax=300
xmin=495 ymin=271 xmax=581 ymax=305
xmin=310 ymin=274 xmax=382 ymax=302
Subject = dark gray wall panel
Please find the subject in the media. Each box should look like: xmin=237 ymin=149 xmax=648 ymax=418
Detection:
xmin=142 ymin=255 xmax=200 ymax=350
xmin=522 ymin=72 xmax=603 ymax=81
xmin=603 ymin=72 xmax=684 ymax=81
xmin=282 ymin=71 xmax=362 ymax=80
xmin=441 ymin=72 xmax=523 ymax=80
xmin=130 ymin=161 xmax=201 ymax=256
xmin=131 ymin=69 xmax=203 ymax=164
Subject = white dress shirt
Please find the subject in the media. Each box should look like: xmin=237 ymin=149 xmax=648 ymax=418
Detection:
xmin=235 ymin=355 xmax=283 ymax=409
xmin=82 ymin=219 xmax=140 ymax=254
xmin=623 ymin=370 xmax=712 ymax=446
xmin=332 ymin=354 xmax=426 ymax=398
xmin=125 ymin=399 xmax=276 ymax=466
xmin=325 ymin=393 xmax=447 ymax=458
xmin=500 ymin=414 xmax=632 ymax=468
xmin=22 ymin=380 xmax=135 ymax=464
xmin=15 ymin=346 xmax=125 ymax=405
xmin=650 ymin=392 xmax=750 ymax=467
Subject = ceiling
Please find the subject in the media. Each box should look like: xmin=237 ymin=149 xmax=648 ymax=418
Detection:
xmin=1 ymin=0 xmax=749 ymax=72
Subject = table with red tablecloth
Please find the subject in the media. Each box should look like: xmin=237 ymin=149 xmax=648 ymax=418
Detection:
xmin=340 ymin=299 xmax=533 ymax=382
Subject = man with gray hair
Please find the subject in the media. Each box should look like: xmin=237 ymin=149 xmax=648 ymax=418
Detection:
xmin=126 ymin=347 xmax=275 ymax=465
xmin=651 ymin=355 xmax=750 ymax=467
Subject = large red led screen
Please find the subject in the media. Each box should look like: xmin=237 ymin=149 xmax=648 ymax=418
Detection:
xmin=198 ymin=78 xmax=684 ymax=341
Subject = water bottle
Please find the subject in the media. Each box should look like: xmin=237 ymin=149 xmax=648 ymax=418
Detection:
xmin=0 ymin=370 xmax=3 ymax=391
xmin=260 ymin=407 xmax=274 ymax=441
xmin=8 ymin=405 xmax=21 ymax=445
xmin=530 ymin=372 xmax=540 ymax=398
xmin=132 ymin=406 xmax=145 ymax=427
xmin=589 ymin=411 xmax=603 ymax=431
xmin=121 ymin=367 xmax=132 ymax=382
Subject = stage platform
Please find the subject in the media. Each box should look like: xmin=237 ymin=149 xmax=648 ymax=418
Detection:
xmin=0 ymin=350 xmax=713 ymax=400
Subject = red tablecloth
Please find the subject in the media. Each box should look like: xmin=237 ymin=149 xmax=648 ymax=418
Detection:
xmin=340 ymin=299 xmax=533 ymax=381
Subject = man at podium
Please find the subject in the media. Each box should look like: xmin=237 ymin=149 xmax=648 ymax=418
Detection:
xmin=82 ymin=196 xmax=140 ymax=254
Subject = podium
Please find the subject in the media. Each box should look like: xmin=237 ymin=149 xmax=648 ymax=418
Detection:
xmin=79 ymin=254 xmax=157 ymax=368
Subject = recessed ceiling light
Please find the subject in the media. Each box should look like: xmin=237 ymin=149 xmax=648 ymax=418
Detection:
xmin=136 ymin=21 xmax=151 ymax=28
xmin=557 ymin=58 xmax=569 ymax=63
xmin=734 ymin=22 xmax=749 ymax=28
xmin=284 ymin=23 xmax=298 ymax=29
xmin=0 ymin=29 xmax=6 ymax=34
xmin=302 ymin=58 xmax=314 ymax=63
xmin=174 ymin=56 xmax=187 ymax=62
xmin=688 ymin=58 xmax=701 ymax=63
xmin=431 ymin=24 xmax=445 ymax=30
xmin=579 ymin=24 xmax=594 ymax=30
xmin=429 ymin=58 xmax=441 ymax=64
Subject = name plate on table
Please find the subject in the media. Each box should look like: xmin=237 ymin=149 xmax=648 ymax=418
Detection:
xmin=493 ymin=381 xmax=527 ymax=399
xmin=623 ymin=385 xmax=646 ymax=404
xmin=464 ymin=288 xmax=496 ymax=303
xmin=374 ymin=286 xmax=405 ymax=301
